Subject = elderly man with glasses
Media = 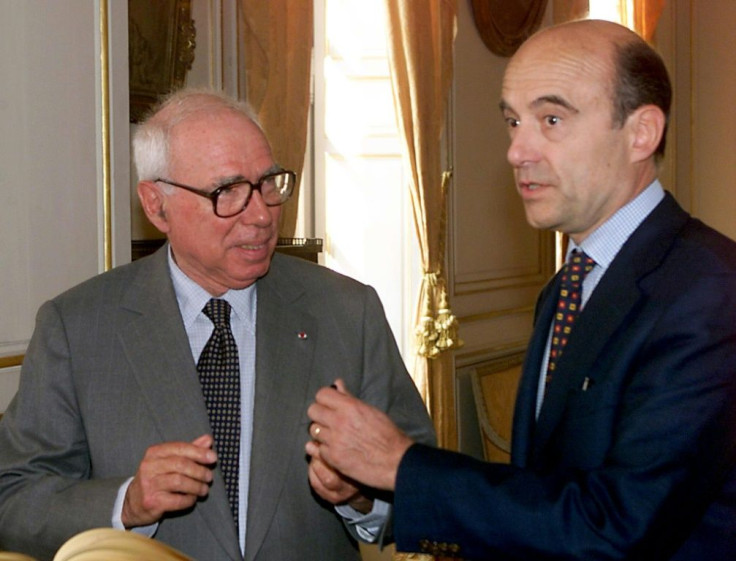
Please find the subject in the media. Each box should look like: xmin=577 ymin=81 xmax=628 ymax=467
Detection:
xmin=0 ymin=89 xmax=435 ymax=561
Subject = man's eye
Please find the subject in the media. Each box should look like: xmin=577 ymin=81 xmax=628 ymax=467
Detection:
xmin=217 ymin=184 xmax=242 ymax=199
xmin=545 ymin=115 xmax=560 ymax=126
xmin=505 ymin=117 xmax=520 ymax=128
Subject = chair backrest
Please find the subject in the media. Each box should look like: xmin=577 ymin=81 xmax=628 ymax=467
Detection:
xmin=470 ymin=352 xmax=524 ymax=463
xmin=54 ymin=528 xmax=194 ymax=561
xmin=0 ymin=553 xmax=38 ymax=561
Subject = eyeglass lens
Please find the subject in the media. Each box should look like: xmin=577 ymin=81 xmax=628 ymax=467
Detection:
xmin=216 ymin=172 xmax=293 ymax=217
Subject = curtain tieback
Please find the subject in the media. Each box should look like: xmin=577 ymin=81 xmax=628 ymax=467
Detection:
xmin=415 ymin=272 xmax=463 ymax=358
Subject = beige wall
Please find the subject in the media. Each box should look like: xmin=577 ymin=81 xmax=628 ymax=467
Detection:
xmin=0 ymin=0 xmax=130 ymax=412
xmin=659 ymin=0 xmax=736 ymax=240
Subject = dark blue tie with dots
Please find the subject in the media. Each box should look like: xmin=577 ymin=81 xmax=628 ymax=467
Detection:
xmin=198 ymin=298 xmax=240 ymax=525
xmin=546 ymin=250 xmax=595 ymax=385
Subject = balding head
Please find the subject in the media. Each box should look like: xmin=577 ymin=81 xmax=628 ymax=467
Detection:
xmin=499 ymin=19 xmax=670 ymax=242
xmin=509 ymin=19 xmax=671 ymax=159
xmin=133 ymin=89 xmax=264 ymax=181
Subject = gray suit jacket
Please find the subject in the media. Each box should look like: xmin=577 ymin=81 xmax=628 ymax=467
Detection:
xmin=0 ymin=248 xmax=435 ymax=561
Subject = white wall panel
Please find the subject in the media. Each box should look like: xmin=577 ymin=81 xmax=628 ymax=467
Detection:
xmin=0 ymin=0 xmax=130 ymax=411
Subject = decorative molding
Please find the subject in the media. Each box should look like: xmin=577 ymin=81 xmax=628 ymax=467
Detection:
xmin=453 ymin=229 xmax=555 ymax=294
xmin=0 ymin=355 xmax=24 ymax=369
xmin=470 ymin=0 xmax=548 ymax=57
xmin=458 ymin=304 xmax=534 ymax=324
xmin=100 ymin=0 xmax=113 ymax=271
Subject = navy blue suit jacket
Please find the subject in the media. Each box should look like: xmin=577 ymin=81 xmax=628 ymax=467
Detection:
xmin=395 ymin=193 xmax=736 ymax=560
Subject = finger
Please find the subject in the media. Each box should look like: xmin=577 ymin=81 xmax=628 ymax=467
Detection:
xmin=307 ymin=400 xmax=333 ymax=428
xmin=136 ymin=456 xmax=213 ymax=500
xmin=314 ymin=382 xmax=354 ymax=407
xmin=310 ymin=456 xmax=341 ymax=490
xmin=309 ymin=422 xmax=325 ymax=442
xmin=146 ymin=440 xmax=218 ymax=467
xmin=305 ymin=438 xmax=320 ymax=459
xmin=308 ymin=460 xmax=338 ymax=502
xmin=191 ymin=434 xmax=215 ymax=450
xmin=307 ymin=457 xmax=360 ymax=505
xmin=332 ymin=378 xmax=349 ymax=394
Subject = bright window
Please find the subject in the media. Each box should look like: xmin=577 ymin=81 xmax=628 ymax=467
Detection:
xmin=588 ymin=0 xmax=635 ymax=28
xmin=311 ymin=0 xmax=420 ymax=362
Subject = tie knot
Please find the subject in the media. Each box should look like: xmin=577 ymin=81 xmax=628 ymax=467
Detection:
xmin=563 ymin=250 xmax=595 ymax=287
xmin=202 ymin=298 xmax=232 ymax=329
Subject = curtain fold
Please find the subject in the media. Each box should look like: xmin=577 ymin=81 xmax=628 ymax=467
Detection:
xmin=553 ymin=0 xmax=666 ymax=41
xmin=383 ymin=0 xmax=461 ymax=454
xmin=633 ymin=0 xmax=666 ymax=42
xmin=553 ymin=0 xmax=589 ymax=23
xmin=240 ymin=0 xmax=313 ymax=238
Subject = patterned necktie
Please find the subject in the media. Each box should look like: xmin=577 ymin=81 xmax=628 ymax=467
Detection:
xmin=546 ymin=250 xmax=595 ymax=385
xmin=197 ymin=298 xmax=240 ymax=524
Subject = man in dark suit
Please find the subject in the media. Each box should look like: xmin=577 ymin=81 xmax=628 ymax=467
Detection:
xmin=306 ymin=19 xmax=736 ymax=560
xmin=0 ymin=90 xmax=435 ymax=560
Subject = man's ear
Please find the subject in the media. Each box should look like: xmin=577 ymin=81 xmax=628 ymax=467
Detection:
xmin=629 ymin=104 xmax=666 ymax=163
xmin=137 ymin=180 xmax=171 ymax=233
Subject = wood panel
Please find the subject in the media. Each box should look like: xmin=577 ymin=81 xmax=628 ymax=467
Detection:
xmin=442 ymin=0 xmax=555 ymax=451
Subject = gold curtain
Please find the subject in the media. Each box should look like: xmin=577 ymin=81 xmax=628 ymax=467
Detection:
xmin=633 ymin=0 xmax=666 ymax=41
xmin=553 ymin=0 xmax=589 ymax=23
xmin=553 ymin=0 xmax=666 ymax=41
xmin=240 ymin=0 xmax=313 ymax=238
xmin=383 ymin=0 xmax=461 ymax=452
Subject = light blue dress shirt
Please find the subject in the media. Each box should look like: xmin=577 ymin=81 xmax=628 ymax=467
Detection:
xmin=168 ymin=253 xmax=257 ymax=552
xmin=535 ymin=180 xmax=666 ymax=417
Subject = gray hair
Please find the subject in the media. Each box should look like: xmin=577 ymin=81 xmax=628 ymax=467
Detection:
xmin=132 ymin=88 xmax=264 ymax=182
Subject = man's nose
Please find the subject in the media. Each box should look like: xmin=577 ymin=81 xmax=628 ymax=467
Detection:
xmin=239 ymin=189 xmax=273 ymax=225
xmin=506 ymin=125 xmax=540 ymax=168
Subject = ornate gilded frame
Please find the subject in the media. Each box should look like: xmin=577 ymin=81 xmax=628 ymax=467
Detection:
xmin=128 ymin=0 xmax=196 ymax=122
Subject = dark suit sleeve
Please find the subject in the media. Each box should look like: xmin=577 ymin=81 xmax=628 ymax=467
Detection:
xmin=394 ymin=265 xmax=736 ymax=560
xmin=0 ymin=300 xmax=126 ymax=560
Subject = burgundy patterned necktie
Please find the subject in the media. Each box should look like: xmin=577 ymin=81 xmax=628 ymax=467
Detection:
xmin=546 ymin=250 xmax=595 ymax=385
xmin=197 ymin=298 xmax=240 ymax=524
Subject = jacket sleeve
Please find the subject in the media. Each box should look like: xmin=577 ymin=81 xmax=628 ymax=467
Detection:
xmin=0 ymin=300 xmax=126 ymax=560
xmin=394 ymin=269 xmax=736 ymax=560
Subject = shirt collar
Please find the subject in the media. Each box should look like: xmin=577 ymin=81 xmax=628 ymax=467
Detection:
xmin=568 ymin=179 xmax=665 ymax=269
xmin=167 ymin=247 xmax=257 ymax=330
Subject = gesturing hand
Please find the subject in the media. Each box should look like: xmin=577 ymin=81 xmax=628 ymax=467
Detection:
xmin=122 ymin=434 xmax=217 ymax=528
xmin=305 ymin=379 xmax=414 ymax=492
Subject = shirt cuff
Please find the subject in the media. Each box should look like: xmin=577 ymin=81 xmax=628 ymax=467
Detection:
xmin=335 ymin=498 xmax=391 ymax=542
xmin=112 ymin=477 xmax=159 ymax=537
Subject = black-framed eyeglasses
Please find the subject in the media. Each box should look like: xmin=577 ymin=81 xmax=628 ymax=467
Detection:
xmin=155 ymin=169 xmax=296 ymax=218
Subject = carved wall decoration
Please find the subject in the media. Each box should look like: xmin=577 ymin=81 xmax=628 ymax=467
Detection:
xmin=470 ymin=0 xmax=548 ymax=57
xmin=128 ymin=0 xmax=196 ymax=122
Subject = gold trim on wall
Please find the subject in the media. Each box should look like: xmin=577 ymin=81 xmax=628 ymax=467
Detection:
xmin=100 ymin=0 xmax=113 ymax=271
xmin=0 ymin=355 xmax=24 ymax=369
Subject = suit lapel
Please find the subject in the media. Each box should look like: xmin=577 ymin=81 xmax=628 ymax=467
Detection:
xmin=245 ymin=256 xmax=318 ymax=561
xmin=117 ymin=248 xmax=242 ymax=560
xmin=530 ymin=194 xmax=690 ymax=462
xmin=511 ymin=277 xmax=559 ymax=467
xmin=532 ymin=263 xmax=643 ymax=457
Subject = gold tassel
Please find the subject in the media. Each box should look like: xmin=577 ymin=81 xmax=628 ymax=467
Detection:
xmin=434 ymin=286 xmax=463 ymax=352
xmin=414 ymin=169 xmax=463 ymax=359
xmin=393 ymin=553 xmax=435 ymax=561
xmin=415 ymin=275 xmax=439 ymax=358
